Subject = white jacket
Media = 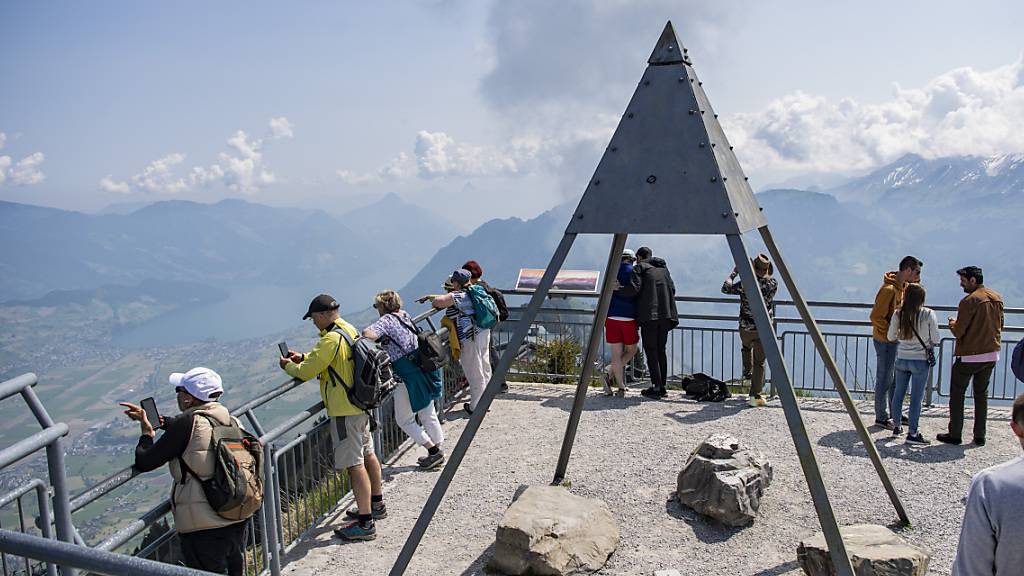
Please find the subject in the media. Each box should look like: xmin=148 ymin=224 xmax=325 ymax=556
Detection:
xmin=887 ymin=307 xmax=940 ymax=361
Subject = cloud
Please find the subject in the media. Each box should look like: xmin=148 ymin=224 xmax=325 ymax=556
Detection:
xmin=337 ymin=152 xmax=416 ymax=185
xmin=0 ymin=133 xmax=47 ymax=188
xmin=724 ymin=56 xmax=1024 ymax=177
xmin=98 ymin=175 xmax=131 ymax=194
xmin=268 ymin=117 xmax=295 ymax=140
xmin=8 ymin=152 xmax=46 ymax=186
xmin=100 ymin=118 xmax=293 ymax=195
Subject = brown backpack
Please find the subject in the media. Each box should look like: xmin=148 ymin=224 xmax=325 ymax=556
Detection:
xmin=179 ymin=414 xmax=264 ymax=521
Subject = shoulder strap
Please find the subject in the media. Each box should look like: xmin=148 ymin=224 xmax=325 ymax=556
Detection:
xmin=391 ymin=312 xmax=421 ymax=335
xmin=910 ymin=310 xmax=930 ymax=349
xmin=176 ymin=412 xmax=215 ymax=483
xmin=326 ymin=327 xmax=354 ymax=390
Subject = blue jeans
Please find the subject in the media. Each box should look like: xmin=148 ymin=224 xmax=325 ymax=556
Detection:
xmin=873 ymin=340 xmax=898 ymax=421
xmin=891 ymin=358 xmax=929 ymax=434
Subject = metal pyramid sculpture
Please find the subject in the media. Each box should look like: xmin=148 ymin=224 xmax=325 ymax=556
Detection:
xmin=391 ymin=22 xmax=907 ymax=576
xmin=568 ymin=22 xmax=764 ymax=235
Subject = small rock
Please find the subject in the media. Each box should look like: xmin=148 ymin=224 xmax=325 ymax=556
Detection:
xmin=797 ymin=523 xmax=930 ymax=576
xmin=488 ymin=485 xmax=619 ymax=575
xmin=675 ymin=434 xmax=772 ymax=526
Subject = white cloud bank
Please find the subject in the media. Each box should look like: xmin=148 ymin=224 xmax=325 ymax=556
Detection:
xmin=0 ymin=131 xmax=47 ymax=188
xmin=100 ymin=117 xmax=294 ymax=195
xmin=725 ymin=56 xmax=1024 ymax=177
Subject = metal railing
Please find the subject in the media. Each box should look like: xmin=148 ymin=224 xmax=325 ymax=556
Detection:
xmin=1 ymin=290 xmax=1019 ymax=575
xmin=495 ymin=290 xmax=1023 ymax=404
xmin=0 ymin=306 xmax=468 ymax=576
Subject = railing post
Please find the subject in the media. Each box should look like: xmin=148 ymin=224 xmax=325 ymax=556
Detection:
xmin=262 ymin=442 xmax=282 ymax=576
xmin=372 ymin=407 xmax=384 ymax=462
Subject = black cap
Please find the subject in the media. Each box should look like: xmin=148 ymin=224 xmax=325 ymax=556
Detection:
xmin=302 ymin=294 xmax=339 ymax=320
xmin=956 ymin=266 xmax=983 ymax=281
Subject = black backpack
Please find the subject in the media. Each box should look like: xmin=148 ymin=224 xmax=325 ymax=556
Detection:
xmin=393 ymin=313 xmax=448 ymax=372
xmin=481 ymin=281 xmax=509 ymax=322
xmin=1012 ymin=339 xmax=1024 ymax=383
xmin=328 ymin=328 xmax=394 ymax=427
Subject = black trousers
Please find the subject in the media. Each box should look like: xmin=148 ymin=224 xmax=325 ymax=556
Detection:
xmin=947 ymin=360 xmax=996 ymax=440
xmin=179 ymin=521 xmax=246 ymax=576
xmin=640 ymin=319 xmax=674 ymax=390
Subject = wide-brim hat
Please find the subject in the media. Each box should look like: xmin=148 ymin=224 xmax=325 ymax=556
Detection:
xmin=752 ymin=254 xmax=773 ymax=276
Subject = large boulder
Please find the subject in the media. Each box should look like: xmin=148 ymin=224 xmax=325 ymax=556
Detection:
xmin=675 ymin=434 xmax=772 ymax=526
xmin=797 ymin=524 xmax=930 ymax=576
xmin=487 ymin=485 xmax=619 ymax=575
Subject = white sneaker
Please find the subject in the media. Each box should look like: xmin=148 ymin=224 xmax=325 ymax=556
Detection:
xmin=747 ymin=395 xmax=766 ymax=407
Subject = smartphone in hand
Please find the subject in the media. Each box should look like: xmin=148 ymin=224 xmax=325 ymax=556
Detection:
xmin=140 ymin=397 xmax=161 ymax=429
xmin=278 ymin=341 xmax=289 ymax=358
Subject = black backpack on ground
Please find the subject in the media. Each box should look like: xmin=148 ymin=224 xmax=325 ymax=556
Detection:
xmin=480 ymin=281 xmax=509 ymax=322
xmin=328 ymin=328 xmax=394 ymax=429
xmin=682 ymin=372 xmax=730 ymax=402
xmin=393 ymin=313 xmax=448 ymax=372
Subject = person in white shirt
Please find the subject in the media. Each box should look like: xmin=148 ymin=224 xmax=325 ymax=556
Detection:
xmin=886 ymin=283 xmax=939 ymax=443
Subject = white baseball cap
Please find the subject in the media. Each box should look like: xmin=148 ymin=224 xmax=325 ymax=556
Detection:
xmin=622 ymin=249 xmax=636 ymax=259
xmin=169 ymin=367 xmax=224 ymax=402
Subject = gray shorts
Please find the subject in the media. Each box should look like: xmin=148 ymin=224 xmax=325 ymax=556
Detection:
xmin=329 ymin=414 xmax=375 ymax=470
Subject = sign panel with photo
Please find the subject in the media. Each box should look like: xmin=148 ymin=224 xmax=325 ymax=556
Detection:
xmin=515 ymin=268 xmax=601 ymax=294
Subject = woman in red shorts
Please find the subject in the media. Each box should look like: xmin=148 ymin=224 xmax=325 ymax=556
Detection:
xmin=603 ymin=249 xmax=640 ymax=396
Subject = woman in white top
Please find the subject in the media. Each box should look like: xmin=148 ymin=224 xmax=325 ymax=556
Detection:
xmin=887 ymin=283 xmax=940 ymax=443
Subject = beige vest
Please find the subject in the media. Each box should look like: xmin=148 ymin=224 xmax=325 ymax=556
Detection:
xmin=168 ymin=403 xmax=245 ymax=533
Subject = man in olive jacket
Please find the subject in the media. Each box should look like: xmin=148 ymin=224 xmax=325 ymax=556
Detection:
xmin=617 ymin=246 xmax=679 ymax=398
xmin=939 ymin=266 xmax=1005 ymax=446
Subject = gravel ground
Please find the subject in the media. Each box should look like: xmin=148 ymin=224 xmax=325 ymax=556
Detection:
xmin=283 ymin=383 xmax=1019 ymax=576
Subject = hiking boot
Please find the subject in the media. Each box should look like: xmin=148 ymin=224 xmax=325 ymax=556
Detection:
xmin=936 ymin=433 xmax=962 ymax=445
xmin=601 ymin=370 xmax=614 ymax=396
xmin=874 ymin=419 xmax=895 ymax=431
xmin=334 ymin=520 xmax=376 ymax=541
xmin=747 ymin=395 xmax=766 ymax=407
xmin=640 ymin=387 xmax=666 ymax=399
xmin=905 ymin=432 xmax=929 ymax=445
xmin=973 ymin=437 xmax=986 ymax=446
xmin=344 ymin=503 xmax=387 ymax=521
xmin=418 ymin=451 xmax=445 ymax=469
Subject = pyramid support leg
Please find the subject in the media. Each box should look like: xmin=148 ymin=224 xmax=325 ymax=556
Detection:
xmin=727 ymin=234 xmax=856 ymax=576
xmin=759 ymin=225 xmax=910 ymax=525
xmin=389 ymin=233 xmax=578 ymax=576
xmin=553 ymin=233 xmax=628 ymax=484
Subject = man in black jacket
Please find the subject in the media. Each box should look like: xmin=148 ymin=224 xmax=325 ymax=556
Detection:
xmin=616 ymin=246 xmax=679 ymax=398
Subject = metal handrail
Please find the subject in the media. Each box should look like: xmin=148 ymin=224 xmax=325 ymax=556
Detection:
xmin=0 ymin=530 xmax=216 ymax=576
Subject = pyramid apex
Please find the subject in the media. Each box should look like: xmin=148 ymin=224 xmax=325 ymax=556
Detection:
xmin=648 ymin=21 xmax=690 ymax=66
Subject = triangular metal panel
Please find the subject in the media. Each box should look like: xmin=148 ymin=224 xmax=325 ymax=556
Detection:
xmin=647 ymin=21 xmax=690 ymax=66
xmin=566 ymin=28 xmax=765 ymax=235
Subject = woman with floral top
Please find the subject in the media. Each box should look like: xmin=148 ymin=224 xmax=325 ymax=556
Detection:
xmin=363 ymin=290 xmax=445 ymax=469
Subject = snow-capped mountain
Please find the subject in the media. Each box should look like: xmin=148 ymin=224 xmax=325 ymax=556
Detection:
xmin=828 ymin=153 xmax=1024 ymax=206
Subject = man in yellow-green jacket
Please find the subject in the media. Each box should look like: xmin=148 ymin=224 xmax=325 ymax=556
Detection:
xmin=280 ymin=294 xmax=384 ymax=542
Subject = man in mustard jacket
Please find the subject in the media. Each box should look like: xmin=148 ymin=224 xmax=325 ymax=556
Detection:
xmin=869 ymin=256 xmax=922 ymax=428
xmin=938 ymin=267 xmax=1004 ymax=446
xmin=281 ymin=294 xmax=385 ymax=541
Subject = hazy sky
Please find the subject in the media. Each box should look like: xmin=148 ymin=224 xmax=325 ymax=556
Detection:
xmin=2 ymin=1 xmax=1023 ymax=226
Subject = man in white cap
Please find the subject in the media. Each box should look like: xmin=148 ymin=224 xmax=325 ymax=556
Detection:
xmin=120 ymin=367 xmax=248 ymax=575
